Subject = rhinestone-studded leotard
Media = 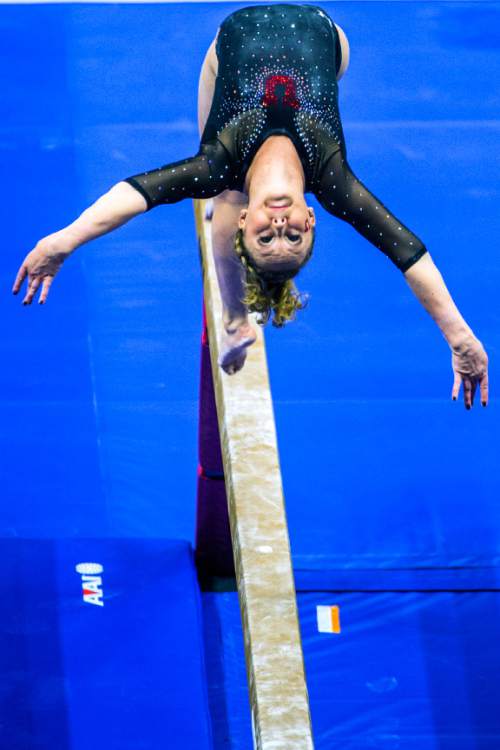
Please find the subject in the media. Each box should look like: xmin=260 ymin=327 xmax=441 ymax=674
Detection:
xmin=124 ymin=3 xmax=427 ymax=272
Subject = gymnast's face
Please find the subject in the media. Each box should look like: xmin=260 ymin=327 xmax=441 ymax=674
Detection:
xmin=238 ymin=197 xmax=316 ymax=271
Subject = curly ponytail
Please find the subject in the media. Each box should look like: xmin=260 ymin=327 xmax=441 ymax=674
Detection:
xmin=234 ymin=227 xmax=315 ymax=328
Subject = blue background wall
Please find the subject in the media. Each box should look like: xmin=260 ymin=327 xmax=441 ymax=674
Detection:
xmin=2 ymin=3 xmax=498 ymax=575
xmin=1 ymin=3 xmax=499 ymax=748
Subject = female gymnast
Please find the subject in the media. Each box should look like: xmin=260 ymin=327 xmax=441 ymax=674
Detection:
xmin=12 ymin=3 xmax=488 ymax=408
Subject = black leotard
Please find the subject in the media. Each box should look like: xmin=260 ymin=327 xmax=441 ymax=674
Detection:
xmin=124 ymin=3 xmax=427 ymax=272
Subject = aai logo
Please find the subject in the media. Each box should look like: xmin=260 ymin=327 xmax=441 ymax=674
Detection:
xmin=76 ymin=562 xmax=104 ymax=607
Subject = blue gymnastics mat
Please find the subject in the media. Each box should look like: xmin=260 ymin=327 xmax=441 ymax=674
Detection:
xmin=0 ymin=540 xmax=212 ymax=750
xmin=202 ymin=589 xmax=500 ymax=750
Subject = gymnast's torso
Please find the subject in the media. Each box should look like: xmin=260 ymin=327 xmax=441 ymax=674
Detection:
xmin=125 ymin=3 xmax=347 ymax=206
xmin=124 ymin=3 xmax=428 ymax=272
xmin=201 ymin=3 xmax=346 ymax=191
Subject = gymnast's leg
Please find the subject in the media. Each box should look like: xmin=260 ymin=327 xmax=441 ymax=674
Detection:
xmin=197 ymin=35 xmax=256 ymax=375
xmin=333 ymin=22 xmax=350 ymax=81
xmin=197 ymin=32 xmax=219 ymax=139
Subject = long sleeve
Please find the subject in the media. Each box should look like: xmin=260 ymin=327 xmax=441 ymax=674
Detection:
xmin=123 ymin=141 xmax=234 ymax=210
xmin=314 ymin=149 xmax=428 ymax=272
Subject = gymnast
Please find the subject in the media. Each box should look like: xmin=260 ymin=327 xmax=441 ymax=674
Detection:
xmin=12 ymin=3 xmax=488 ymax=408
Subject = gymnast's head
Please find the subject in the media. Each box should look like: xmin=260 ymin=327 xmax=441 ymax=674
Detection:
xmin=237 ymin=193 xmax=316 ymax=267
xmin=235 ymin=196 xmax=316 ymax=327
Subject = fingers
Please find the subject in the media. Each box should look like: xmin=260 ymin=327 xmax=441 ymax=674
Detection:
xmin=480 ymin=370 xmax=489 ymax=407
xmin=469 ymin=379 xmax=477 ymax=408
xmin=39 ymin=276 xmax=54 ymax=304
xmin=451 ymin=371 xmax=461 ymax=401
xmin=221 ymin=353 xmax=246 ymax=375
xmin=451 ymin=338 xmax=489 ymax=411
xmin=22 ymin=276 xmax=42 ymax=305
xmin=453 ymin=375 xmax=488 ymax=410
xmin=14 ymin=266 xmax=54 ymax=306
xmin=462 ymin=378 xmax=473 ymax=409
xmin=12 ymin=263 xmax=28 ymax=295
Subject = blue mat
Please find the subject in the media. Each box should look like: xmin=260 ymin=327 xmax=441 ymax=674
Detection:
xmin=0 ymin=539 xmax=212 ymax=749
xmin=202 ymin=589 xmax=500 ymax=749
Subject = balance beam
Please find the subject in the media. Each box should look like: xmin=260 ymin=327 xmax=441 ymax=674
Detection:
xmin=193 ymin=199 xmax=315 ymax=750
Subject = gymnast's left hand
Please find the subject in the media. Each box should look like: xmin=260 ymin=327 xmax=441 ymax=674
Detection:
xmin=12 ymin=235 xmax=72 ymax=305
xmin=450 ymin=333 xmax=489 ymax=409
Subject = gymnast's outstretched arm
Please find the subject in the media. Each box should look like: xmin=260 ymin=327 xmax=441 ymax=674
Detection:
xmin=403 ymin=253 xmax=488 ymax=408
xmin=12 ymin=141 xmax=233 ymax=305
xmin=315 ymin=151 xmax=489 ymax=408
xmin=12 ymin=181 xmax=148 ymax=305
xmin=209 ymin=193 xmax=257 ymax=375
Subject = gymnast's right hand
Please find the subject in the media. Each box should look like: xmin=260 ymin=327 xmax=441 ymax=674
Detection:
xmin=218 ymin=321 xmax=257 ymax=375
xmin=12 ymin=235 xmax=72 ymax=305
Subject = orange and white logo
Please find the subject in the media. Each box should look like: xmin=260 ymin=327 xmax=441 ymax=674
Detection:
xmin=316 ymin=604 xmax=341 ymax=633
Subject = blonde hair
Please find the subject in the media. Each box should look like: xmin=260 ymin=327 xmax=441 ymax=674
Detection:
xmin=234 ymin=227 xmax=315 ymax=328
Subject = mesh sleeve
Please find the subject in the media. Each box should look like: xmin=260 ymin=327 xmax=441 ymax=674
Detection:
xmin=123 ymin=141 xmax=234 ymax=210
xmin=315 ymin=149 xmax=428 ymax=272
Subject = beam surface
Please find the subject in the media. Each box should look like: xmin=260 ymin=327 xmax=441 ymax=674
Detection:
xmin=194 ymin=199 xmax=314 ymax=750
